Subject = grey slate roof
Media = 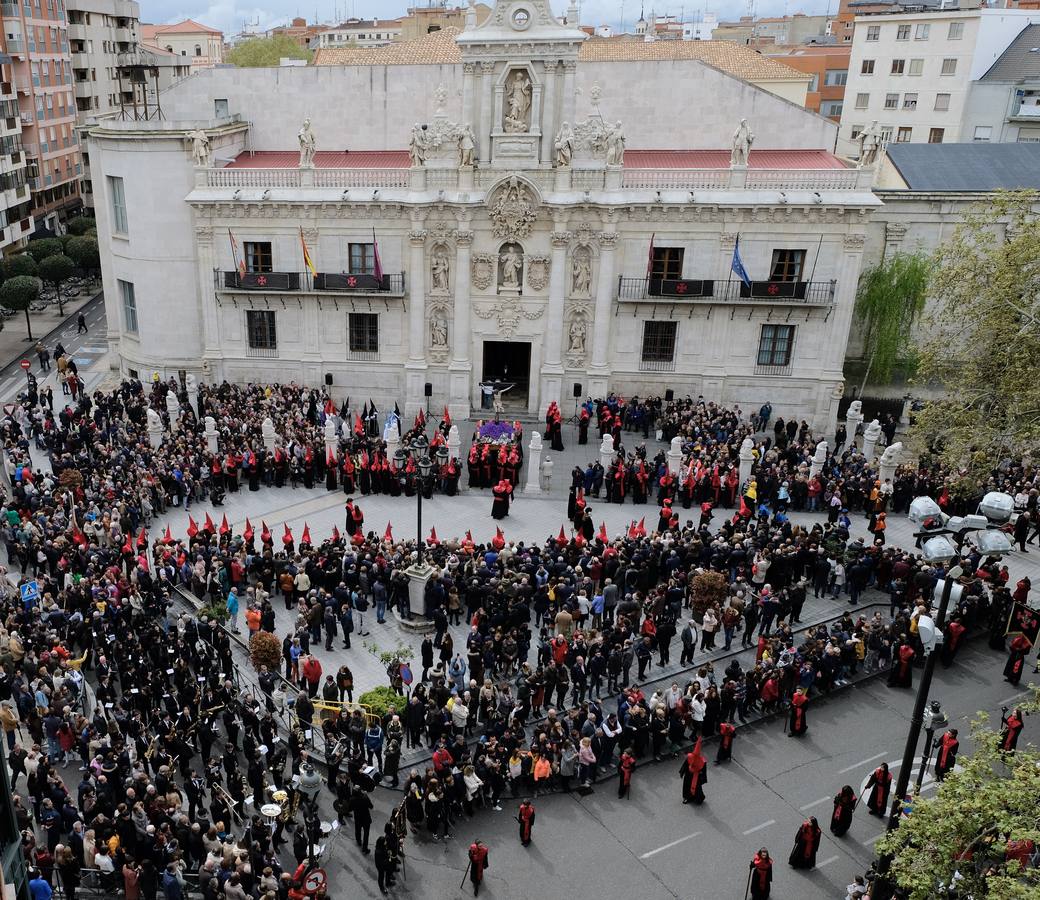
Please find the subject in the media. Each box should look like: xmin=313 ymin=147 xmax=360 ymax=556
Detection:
xmin=980 ymin=24 xmax=1040 ymax=81
xmin=885 ymin=142 xmax=1040 ymax=191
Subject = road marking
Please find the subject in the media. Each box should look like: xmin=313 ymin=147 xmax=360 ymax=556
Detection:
xmin=818 ymin=855 xmax=840 ymax=868
xmin=742 ymin=820 xmax=776 ymax=836
xmin=639 ymin=831 xmax=702 ymax=859
xmin=839 ymin=751 xmax=888 ymax=774
xmin=799 ymin=796 xmax=831 ymax=811
xmin=865 ymin=833 xmax=887 ymax=844
xmin=999 ymin=691 xmax=1028 ymax=707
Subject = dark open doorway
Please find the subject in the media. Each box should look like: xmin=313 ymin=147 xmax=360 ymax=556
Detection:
xmin=482 ymin=340 xmax=531 ymax=405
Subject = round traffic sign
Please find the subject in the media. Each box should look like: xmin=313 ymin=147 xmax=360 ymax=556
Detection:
xmin=303 ymin=867 xmax=327 ymax=893
xmin=19 ymin=359 xmax=30 ymax=370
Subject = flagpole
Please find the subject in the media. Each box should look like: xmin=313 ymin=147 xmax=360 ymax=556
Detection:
xmin=807 ymin=234 xmax=824 ymax=284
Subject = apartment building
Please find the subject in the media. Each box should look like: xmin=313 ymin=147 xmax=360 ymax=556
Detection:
xmin=963 ymin=23 xmax=1040 ymax=142
xmin=839 ymin=5 xmax=1040 ymax=148
xmin=2 ymin=0 xmax=80 ymax=230
xmin=714 ymin=13 xmax=831 ymax=46
xmin=0 ymin=54 xmax=33 ymax=251
xmin=311 ymin=18 xmax=402 ymax=49
xmin=67 ymin=0 xmax=136 ymax=120
xmin=766 ymin=45 xmax=852 ymax=119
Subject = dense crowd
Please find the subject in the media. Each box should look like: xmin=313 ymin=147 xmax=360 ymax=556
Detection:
xmin=0 ymin=379 xmax=1034 ymax=900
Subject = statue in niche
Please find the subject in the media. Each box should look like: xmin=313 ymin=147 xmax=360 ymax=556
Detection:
xmin=499 ymin=243 xmax=524 ymax=290
xmin=571 ymin=248 xmax=592 ymax=296
xmin=568 ymin=318 xmax=587 ymax=355
xmin=605 ymin=121 xmax=625 ymax=166
xmin=431 ymin=246 xmax=451 ymax=293
xmin=458 ymin=124 xmax=476 ymax=167
xmin=554 ymin=122 xmax=574 ymax=168
xmin=430 ymin=313 xmax=448 ymax=347
xmin=731 ymin=118 xmax=754 ymax=167
xmin=298 ymin=118 xmax=316 ymax=167
xmin=504 ymin=69 xmax=532 ymax=133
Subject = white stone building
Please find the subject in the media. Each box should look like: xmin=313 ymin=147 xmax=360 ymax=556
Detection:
xmin=839 ymin=5 xmax=1040 ymax=150
xmin=88 ymin=0 xmax=877 ymax=430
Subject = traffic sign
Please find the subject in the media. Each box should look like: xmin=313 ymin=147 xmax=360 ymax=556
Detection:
xmin=19 ymin=359 xmax=30 ymax=370
xmin=19 ymin=581 xmax=38 ymax=604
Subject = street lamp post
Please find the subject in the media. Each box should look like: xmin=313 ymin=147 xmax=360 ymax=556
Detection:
xmin=298 ymin=763 xmax=323 ymax=865
xmin=915 ymin=699 xmax=948 ymax=794
xmin=395 ymin=434 xmax=447 ymax=621
xmin=872 ymin=492 xmax=1014 ymax=899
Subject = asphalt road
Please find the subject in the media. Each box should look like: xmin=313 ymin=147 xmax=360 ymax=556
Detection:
xmin=0 ymin=294 xmax=106 ymax=402
xmin=317 ymin=641 xmax=1032 ymax=900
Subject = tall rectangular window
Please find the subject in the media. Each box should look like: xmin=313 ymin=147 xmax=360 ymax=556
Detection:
xmin=903 ymin=93 xmax=918 ymax=109
xmin=891 ymin=58 xmax=905 ymax=75
xmin=934 ymin=93 xmax=950 ymax=111
xmin=348 ymin=312 xmax=379 ymax=354
xmin=915 ymin=23 xmax=929 ymax=40
xmin=896 ymin=24 xmax=910 ymax=40
xmin=928 ymin=128 xmax=944 ymax=144
xmin=246 ymin=310 xmax=277 ymax=349
xmin=769 ymin=249 xmax=806 ymax=282
xmin=348 ymin=242 xmax=375 ymax=274
xmin=855 ymin=93 xmax=870 ymax=109
xmin=243 ymin=241 xmax=272 ymax=273
xmin=896 ymin=126 xmax=912 ymax=142
xmin=640 ymin=320 xmax=677 ymax=367
xmin=909 ymin=58 xmax=923 ymax=75
xmin=650 ymin=246 xmax=683 ymax=281
xmin=757 ymin=324 xmax=795 ymax=367
xmin=941 ymin=58 xmax=957 ymax=76
xmin=824 ymin=69 xmax=848 ymax=86
xmin=973 ymin=125 xmax=991 ymax=141
xmin=866 ymin=24 xmax=880 ymax=41
xmin=948 ymin=22 xmax=963 ymax=39
xmin=861 ymin=59 xmax=875 ymax=75
xmin=885 ymin=93 xmax=899 ymax=109
xmin=107 ymin=174 xmax=126 ymax=233
xmin=118 ymin=279 xmax=137 ymax=333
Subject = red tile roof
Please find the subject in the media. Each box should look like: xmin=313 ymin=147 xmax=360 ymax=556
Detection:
xmin=141 ymin=18 xmax=222 ymax=36
xmin=624 ymin=149 xmax=848 ymax=169
xmin=226 ymin=150 xmax=411 ymax=169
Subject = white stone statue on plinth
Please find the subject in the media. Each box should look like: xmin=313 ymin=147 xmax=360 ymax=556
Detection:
xmin=185 ymin=373 xmax=199 ymax=416
xmin=204 ymin=415 xmax=219 ymax=455
xmin=862 ymin=418 xmax=882 ymax=461
xmin=857 ymin=120 xmax=883 ymax=169
xmin=164 ymin=391 xmax=180 ymax=430
xmin=599 ymin=433 xmax=615 ymax=472
xmin=879 ymin=441 xmax=903 ymax=484
xmin=731 ymin=118 xmax=754 ymax=167
xmin=845 ymin=399 xmax=864 ymax=447
xmin=298 ymin=118 xmax=316 ymax=168
xmin=540 ymin=455 xmax=553 ymax=492
xmin=666 ymin=436 xmax=683 ymax=476
xmin=524 ymin=431 xmax=544 ymax=495
xmin=324 ymin=419 xmax=337 ymax=455
xmin=261 ymin=417 xmax=276 ymax=454
xmin=458 ymin=124 xmax=475 ymax=168
xmin=605 ymin=121 xmax=625 ymax=166
xmin=187 ymin=129 xmax=211 ymax=167
xmin=738 ymin=436 xmax=755 ymax=492
xmin=447 ymin=425 xmax=462 ymax=489
xmin=554 ymin=122 xmax=574 ymax=168
xmin=809 ymin=440 xmax=828 ymax=479
xmin=146 ymin=408 xmax=163 ymax=449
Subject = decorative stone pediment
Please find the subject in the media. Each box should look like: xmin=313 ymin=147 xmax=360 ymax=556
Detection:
xmin=486 ymin=174 xmax=540 ymax=239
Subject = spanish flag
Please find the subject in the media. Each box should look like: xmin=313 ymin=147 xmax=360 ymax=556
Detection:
xmin=228 ymin=228 xmax=246 ymax=277
xmin=300 ymin=228 xmax=317 ymax=278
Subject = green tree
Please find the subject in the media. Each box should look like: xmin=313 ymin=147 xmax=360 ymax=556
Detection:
xmin=854 ymin=252 xmax=931 ymax=393
xmin=26 ymin=237 xmax=63 ymax=262
xmin=877 ymin=689 xmax=1040 ymax=900
xmin=910 ymin=191 xmax=1040 ymax=494
xmin=3 ymin=254 xmax=37 ymax=280
xmin=227 ymin=35 xmax=311 ymax=67
xmin=64 ymin=215 xmax=95 ymax=236
xmin=38 ymin=253 xmax=75 ymax=316
xmin=65 ymin=235 xmax=99 ymax=275
xmin=0 ymin=276 xmax=40 ymax=340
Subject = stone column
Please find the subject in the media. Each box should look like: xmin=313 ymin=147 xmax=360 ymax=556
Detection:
xmin=194 ymin=226 xmax=220 ymax=369
xmin=816 ymin=234 xmax=865 ymax=434
xmin=262 ymin=417 xmax=276 ymax=454
xmin=447 ymin=424 xmax=462 ymax=491
xmin=883 ymin=222 xmax=907 ymax=262
xmin=738 ymin=439 xmax=755 ymax=491
xmin=324 ymin=420 xmax=338 ymax=459
xmin=666 ymin=436 xmax=683 ymax=476
xmin=205 ymin=416 xmax=219 ymax=454
xmin=540 ymin=228 xmax=570 ymax=410
xmin=540 ymin=61 xmax=558 ymax=166
xmin=809 ymin=441 xmax=828 ymax=479
xmin=461 ymin=62 xmax=475 ymax=127
xmin=524 ymin=431 xmax=543 ymax=494
xmin=406 ymin=563 xmax=433 ymax=619
xmin=540 ymin=455 xmax=553 ymax=492
xmin=385 ymin=425 xmax=400 ymax=466
xmin=185 ymin=374 xmax=199 ymax=419
xmin=586 ymin=229 xmax=618 ymax=399
xmin=561 ymin=61 xmax=576 ymax=130
xmin=845 ymin=406 xmax=864 ymax=447
xmin=405 ymin=221 xmax=429 ymax=416
xmin=449 ymin=227 xmax=474 ymax=418
xmin=479 ymin=62 xmax=495 ymax=164
xmin=862 ymin=420 xmax=881 ymax=462
xmin=165 ymin=392 xmax=180 ymax=431
xmin=147 ymin=411 xmax=164 ymax=449
xmin=599 ymin=433 xmax=615 ymax=472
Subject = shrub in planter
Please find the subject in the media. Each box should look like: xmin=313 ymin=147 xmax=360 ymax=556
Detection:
xmin=249 ymin=630 xmax=282 ymax=672
xmin=199 ymin=602 xmax=229 ymax=624
xmin=358 ymin=686 xmax=403 ymax=719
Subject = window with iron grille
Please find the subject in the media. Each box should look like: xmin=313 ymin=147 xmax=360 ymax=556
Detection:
xmin=757 ymin=324 xmax=795 ymax=367
xmin=243 ymin=241 xmax=272 ymax=274
xmin=349 ymin=312 xmax=379 ymax=354
xmin=349 ymin=242 xmax=376 ymax=274
xmin=769 ymin=249 xmax=806 ymax=282
xmin=650 ymin=246 xmax=683 ymax=281
xmin=641 ymin=320 xmax=677 ymax=363
xmin=246 ymin=310 xmax=277 ymax=349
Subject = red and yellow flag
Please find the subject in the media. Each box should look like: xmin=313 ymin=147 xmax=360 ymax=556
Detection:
xmin=300 ymin=228 xmax=317 ymax=277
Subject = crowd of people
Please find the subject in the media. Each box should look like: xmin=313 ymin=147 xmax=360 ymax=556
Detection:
xmin=0 ymin=378 xmax=1034 ymax=900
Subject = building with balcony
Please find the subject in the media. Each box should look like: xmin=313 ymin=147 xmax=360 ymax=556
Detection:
xmin=1 ymin=0 xmax=79 ymax=229
xmin=962 ymin=24 xmax=1040 ymax=143
xmin=0 ymin=54 xmax=32 ymax=250
xmin=87 ymin=0 xmax=876 ymax=429
xmin=140 ymin=19 xmax=222 ymax=69
xmin=839 ymin=5 xmax=1040 ymax=152
xmin=311 ymin=18 xmax=403 ymax=49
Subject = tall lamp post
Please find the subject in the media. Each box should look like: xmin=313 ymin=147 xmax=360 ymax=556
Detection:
xmin=915 ymin=699 xmax=948 ymax=794
xmin=298 ymin=763 xmax=323 ymax=864
xmin=394 ymin=434 xmax=447 ymax=620
xmin=872 ymin=492 xmax=1013 ymax=898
